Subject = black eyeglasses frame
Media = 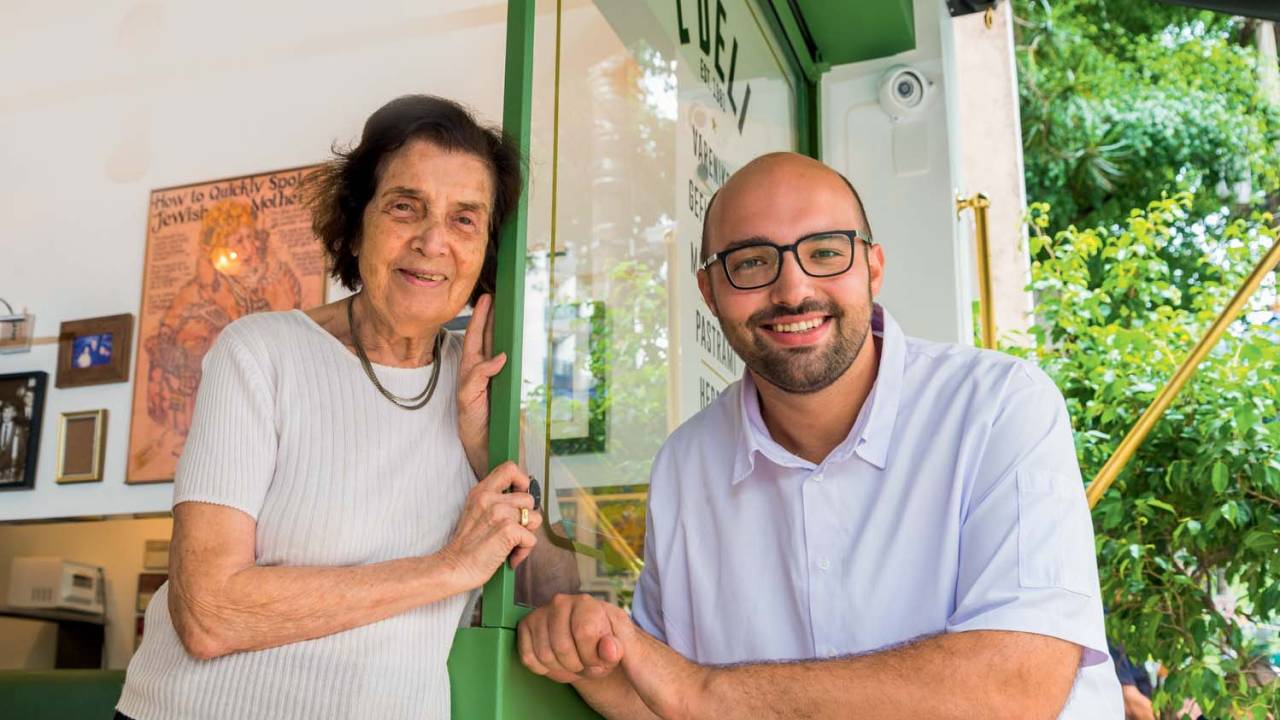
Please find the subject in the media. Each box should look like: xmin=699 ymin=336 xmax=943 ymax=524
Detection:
xmin=699 ymin=229 xmax=874 ymax=290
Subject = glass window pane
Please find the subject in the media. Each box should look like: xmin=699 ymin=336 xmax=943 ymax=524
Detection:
xmin=516 ymin=0 xmax=798 ymax=609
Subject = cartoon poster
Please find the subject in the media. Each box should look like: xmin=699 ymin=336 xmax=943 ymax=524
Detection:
xmin=127 ymin=166 xmax=325 ymax=483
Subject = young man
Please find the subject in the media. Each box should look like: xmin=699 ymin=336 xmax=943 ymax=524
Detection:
xmin=518 ymin=153 xmax=1122 ymax=718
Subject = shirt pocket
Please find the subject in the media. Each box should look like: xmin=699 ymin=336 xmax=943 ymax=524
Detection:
xmin=1016 ymin=469 xmax=1097 ymax=597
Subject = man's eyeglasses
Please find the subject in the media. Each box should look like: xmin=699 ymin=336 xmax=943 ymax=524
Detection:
xmin=699 ymin=229 xmax=873 ymax=290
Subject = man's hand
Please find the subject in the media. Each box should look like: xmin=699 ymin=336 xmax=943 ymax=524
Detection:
xmin=518 ymin=593 xmax=631 ymax=683
xmin=518 ymin=594 xmax=708 ymax=720
xmin=1121 ymin=684 xmax=1154 ymax=720
xmin=457 ymin=294 xmax=505 ymax=478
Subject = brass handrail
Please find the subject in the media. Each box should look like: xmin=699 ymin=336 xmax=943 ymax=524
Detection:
xmin=1085 ymin=236 xmax=1280 ymax=508
xmin=957 ymin=194 xmax=997 ymax=349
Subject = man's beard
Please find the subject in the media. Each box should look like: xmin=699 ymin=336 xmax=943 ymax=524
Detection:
xmin=721 ymin=296 xmax=871 ymax=395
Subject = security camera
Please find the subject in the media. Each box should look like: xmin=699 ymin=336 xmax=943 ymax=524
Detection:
xmin=878 ymin=65 xmax=932 ymax=122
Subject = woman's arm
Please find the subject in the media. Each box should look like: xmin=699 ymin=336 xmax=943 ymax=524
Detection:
xmin=169 ymin=462 xmax=541 ymax=660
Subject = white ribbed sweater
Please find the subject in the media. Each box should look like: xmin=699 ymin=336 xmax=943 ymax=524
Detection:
xmin=117 ymin=310 xmax=477 ymax=720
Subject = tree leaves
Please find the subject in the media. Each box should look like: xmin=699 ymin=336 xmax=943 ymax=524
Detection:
xmin=1015 ymin=2 xmax=1280 ymax=708
xmin=1015 ymin=195 xmax=1279 ymax=710
xmin=1016 ymin=1 xmax=1280 ymax=238
xmin=1212 ymin=461 xmax=1231 ymax=494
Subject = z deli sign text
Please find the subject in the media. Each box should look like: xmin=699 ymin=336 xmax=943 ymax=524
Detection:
xmin=675 ymin=0 xmax=754 ymax=133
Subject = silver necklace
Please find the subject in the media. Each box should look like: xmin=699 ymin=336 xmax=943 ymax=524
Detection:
xmin=347 ymin=294 xmax=443 ymax=410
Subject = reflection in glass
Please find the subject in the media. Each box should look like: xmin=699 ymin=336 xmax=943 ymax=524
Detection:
xmin=517 ymin=0 xmax=795 ymax=609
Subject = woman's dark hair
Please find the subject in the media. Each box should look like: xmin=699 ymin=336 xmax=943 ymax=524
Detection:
xmin=307 ymin=95 xmax=523 ymax=305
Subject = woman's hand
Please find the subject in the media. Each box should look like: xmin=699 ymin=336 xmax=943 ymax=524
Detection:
xmin=440 ymin=462 xmax=543 ymax=593
xmin=458 ymin=293 xmax=506 ymax=478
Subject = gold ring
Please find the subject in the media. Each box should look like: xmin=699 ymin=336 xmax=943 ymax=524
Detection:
xmin=519 ymin=507 xmax=530 ymax=527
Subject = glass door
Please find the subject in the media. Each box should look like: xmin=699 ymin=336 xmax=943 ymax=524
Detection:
xmin=516 ymin=0 xmax=801 ymax=610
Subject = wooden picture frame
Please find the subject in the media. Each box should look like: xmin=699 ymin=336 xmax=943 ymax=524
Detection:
xmin=0 ymin=371 xmax=48 ymax=491
xmin=56 ymin=410 xmax=108 ymax=483
xmin=56 ymin=314 xmax=133 ymax=388
xmin=135 ymin=572 xmax=167 ymax=614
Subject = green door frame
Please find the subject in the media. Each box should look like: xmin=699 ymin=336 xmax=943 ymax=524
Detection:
xmin=480 ymin=0 xmax=535 ymax=634
xmin=763 ymin=0 xmax=825 ymax=159
xmin=447 ymin=2 xmax=589 ymax=715
xmin=449 ymin=1 xmax=828 ymax=716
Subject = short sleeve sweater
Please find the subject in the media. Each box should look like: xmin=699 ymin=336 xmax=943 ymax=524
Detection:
xmin=117 ymin=310 xmax=477 ymax=720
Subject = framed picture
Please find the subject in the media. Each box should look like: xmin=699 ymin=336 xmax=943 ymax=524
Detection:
xmin=136 ymin=572 xmax=167 ymax=614
xmin=592 ymin=493 xmax=646 ymax=578
xmin=56 ymin=314 xmax=133 ymax=388
xmin=553 ymin=486 xmax=646 ymax=579
xmin=0 ymin=371 xmax=48 ymax=491
xmin=143 ymin=539 xmax=170 ymax=571
xmin=549 ymin=300 xmax=608 ymax=455
xmin=56 ymin=410 xmax=108 ymax=483
xmin=127 ymin=166 xmax=326 ymax=483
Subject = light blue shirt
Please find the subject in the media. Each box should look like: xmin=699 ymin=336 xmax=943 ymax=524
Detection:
xmin=632 ymin=305 xmax=1123 ymax=718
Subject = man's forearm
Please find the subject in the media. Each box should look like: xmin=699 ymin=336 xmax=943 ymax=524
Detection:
xmin=624 ymin=630 xmax=1080 ymax=720
xmin=572 ymin=670 xmax=661 ymax=720
xmin=170 ymin=553 xmax=462 ymax=659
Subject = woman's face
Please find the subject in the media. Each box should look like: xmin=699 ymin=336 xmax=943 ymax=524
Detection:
xmin=209 ymin=225 xmax=260 ymax=278
xmin=356 ymin=139 xmax=493 ymax=334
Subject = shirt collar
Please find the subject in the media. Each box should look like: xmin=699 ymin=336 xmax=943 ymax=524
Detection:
xmin=730 ymin=303 xmax=905 ymax=483
xmin=855 ymin=304 xmax=904 ymax=469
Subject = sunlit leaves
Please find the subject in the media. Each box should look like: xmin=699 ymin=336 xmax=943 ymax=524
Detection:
xmin=1017 ymin=197 xmax=1279 ymax=710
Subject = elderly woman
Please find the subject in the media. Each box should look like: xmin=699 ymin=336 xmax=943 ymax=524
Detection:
xmin=116 ymin=96 xmax=543 ymax=719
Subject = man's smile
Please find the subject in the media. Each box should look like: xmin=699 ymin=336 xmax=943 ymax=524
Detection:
xmin=757 ymin=315 xmax=833 ymax=346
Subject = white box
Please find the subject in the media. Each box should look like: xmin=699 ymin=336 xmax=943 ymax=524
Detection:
xmin=7 ymin=557 xmax=105 ymax=615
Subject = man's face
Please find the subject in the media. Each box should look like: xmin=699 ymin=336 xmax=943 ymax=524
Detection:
xmin=2 ymin=405 xmax=14 ymax=423
xmin=697 ymin=156 xmax=884 ymax=394
xmin=357 ymin=139 xmax=493 ymax=330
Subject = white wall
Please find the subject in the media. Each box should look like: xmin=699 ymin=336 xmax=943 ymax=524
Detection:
xmin=942 ymin=1 xmax=1035 ymax=342
xmin=0 ymin=0 xmax=509 ymax=521
xmin=821 ymin=1 xmax=971 ymax=344
xmin=0 ymin=517 xmax=174 ymax=669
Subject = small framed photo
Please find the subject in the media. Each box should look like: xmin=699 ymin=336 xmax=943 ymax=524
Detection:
xmin=143 ymin=539 xmax=170 ymax=571
xmin=56 ymin=314 xmax=133 ymax=388
xmin=0 ymin=371 xmax=47 ymax=490
xmin=56 ymin=410 xmax=108 ymax=484
xmin=136 ymin=572 xmax=167 ymax=614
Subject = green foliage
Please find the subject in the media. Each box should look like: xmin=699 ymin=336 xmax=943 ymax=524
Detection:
xmin=1019 ymin=195 xmax=1279 ymax=715
xmin=1013 ymin=3 xmax=1280 ymax=709
xmin=594 ymin=257 xmax=673 ymax=487
xmin=1015 ymin=0 xmax=1280 ymax=232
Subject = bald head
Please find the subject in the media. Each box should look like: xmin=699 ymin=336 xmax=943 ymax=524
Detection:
xmin=700 ymin=152 xmax=871 ymax=263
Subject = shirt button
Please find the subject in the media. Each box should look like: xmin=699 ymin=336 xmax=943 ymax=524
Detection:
xmin=813 ymin=472 xmax=824 ymax=483
xmin=817 ymin=558 xmax=831 ymax=571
